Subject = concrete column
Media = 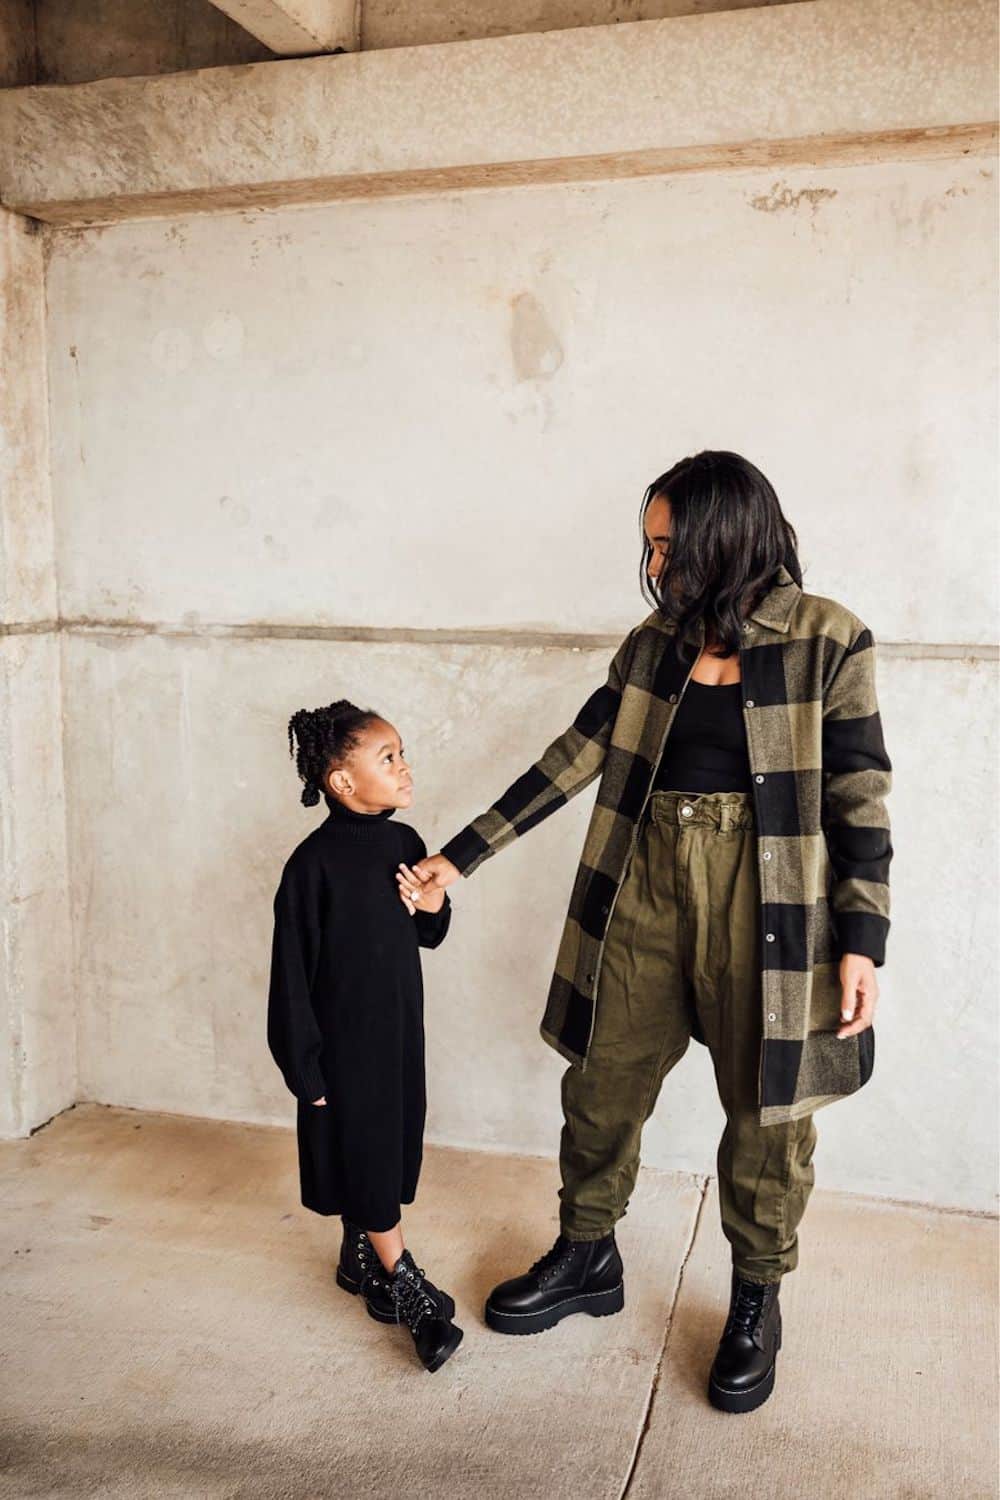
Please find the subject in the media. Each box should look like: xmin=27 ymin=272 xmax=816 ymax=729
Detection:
xmin=0 ymin=207 xmax=75 ymax=1137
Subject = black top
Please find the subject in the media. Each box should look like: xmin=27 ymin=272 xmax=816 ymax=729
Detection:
xmin=653 ymin=680 xmax=752 ymax=794
xmin=266 ymin=794 xmax=451 ymax=1104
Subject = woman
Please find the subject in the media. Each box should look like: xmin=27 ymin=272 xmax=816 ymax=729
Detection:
xmin=406 ymin=450 xmax=892 ymax=1413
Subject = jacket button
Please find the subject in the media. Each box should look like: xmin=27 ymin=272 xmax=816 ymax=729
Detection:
xmin=745 ymin=699 xmax=755 ymax=709
xmin=762 ymin=851 xmax=772 ymax=862
xmin=767 ymin=1012 xmax=776 ymax=1023
xmin=668 ymin=693 xmax=678 ymax=703
xmin=765 ymin=932 xmax=776 ymax=942
xmin=586 ymin=972 xmax=595 ymax=984
xmin=755 ymin=774 xmax=765 ymax=784
xmin=600 ymin=905 xmax=609 ymax=917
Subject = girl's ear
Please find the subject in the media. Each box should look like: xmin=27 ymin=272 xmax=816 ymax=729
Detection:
xmin=327 ymin=767 xmax=351 ymax=796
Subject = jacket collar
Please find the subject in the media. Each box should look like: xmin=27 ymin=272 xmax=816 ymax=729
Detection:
xmin=648 ymin=564 xmax=801 ymax=637
xmin=748 ymin=564 xmax=801 ymax=635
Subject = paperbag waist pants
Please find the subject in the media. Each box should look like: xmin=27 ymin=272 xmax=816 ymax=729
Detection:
xmin=558 ymin=789 xmax=817 ymax=1284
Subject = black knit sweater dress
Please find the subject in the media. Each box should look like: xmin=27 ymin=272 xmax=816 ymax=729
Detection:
xmin=267 ymin=793 xmax=451 ymax=1232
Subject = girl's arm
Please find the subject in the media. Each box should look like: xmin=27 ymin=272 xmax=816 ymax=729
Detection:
xmin=267 ymin=857 xmax=328 ymax=1103
xmin=433 ymin=628 xmax=637 ymax=880
xmin=402 ymin=834 xmax=452 ymax=949
xmin=821 ymin=621 xmax=893 ymax=967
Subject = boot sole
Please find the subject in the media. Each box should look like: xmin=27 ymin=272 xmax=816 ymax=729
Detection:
xmin=484 ymin=1280 xmax=624 ymax=1336
xmin=335 ymin=1266 xmax=456 ymax=1325
xmin=707 ymin=1322 xmax=781 ymax=1414
xmin=423 ymin=1323 xmax=464 ymax=1374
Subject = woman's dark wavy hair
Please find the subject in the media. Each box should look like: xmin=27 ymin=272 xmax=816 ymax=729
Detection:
xmin=286 ymin=699 xmax=381 ymax=807
xmin=639 ymin=450 xmax=802 ymax=658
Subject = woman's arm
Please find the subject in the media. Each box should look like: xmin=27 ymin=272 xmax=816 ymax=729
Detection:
xmin=266 ymin=857 xmax=328 ymax=1103
xmin=426 ymin=628 xmax=637 ymax=882
xmin=821 ymin=620 xmax=893 ymax=975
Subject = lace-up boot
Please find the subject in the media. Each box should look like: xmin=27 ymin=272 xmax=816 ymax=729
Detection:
xmin=708 ymin=1272 xmax=782 ymax=1413
xmin=484 ymin=1231 xmax=624 ymax=1336
xmin=335 ymin=1219 xmax=397 ymax=1323
xmin=336 ymin=1220 xmax=458 ymax=1327
xmin=388 ymin=1249 xmax=464 ymax=1372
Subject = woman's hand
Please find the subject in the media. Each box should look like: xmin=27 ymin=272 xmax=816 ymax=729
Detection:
xmin=836 ymin=954 xmax=879 ymax=1039
xmin=396 ymin=861 xmax=446 ymax=916
xmin=411 ymin=853 xmax=461 ymax=891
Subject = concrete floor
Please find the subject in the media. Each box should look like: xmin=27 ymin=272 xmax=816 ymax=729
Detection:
xmin=0 ymin=1107 xmax=996 ymax=1500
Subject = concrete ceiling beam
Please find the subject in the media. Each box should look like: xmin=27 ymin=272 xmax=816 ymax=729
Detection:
xmin=206 ymin=0 xmax=359 ymax=56
xmin=0 ymin=0 xmax=995 ymax=227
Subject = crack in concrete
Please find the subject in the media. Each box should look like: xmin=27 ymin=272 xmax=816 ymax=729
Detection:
xmin=618 ymin=1174 xmax=711 ymax=1500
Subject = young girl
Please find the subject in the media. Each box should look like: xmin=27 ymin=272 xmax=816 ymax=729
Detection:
xmin=267 ymin=697 xmax=463 ymax=1373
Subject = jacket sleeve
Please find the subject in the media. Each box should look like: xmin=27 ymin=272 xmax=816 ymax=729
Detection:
xmin=408 ymin=832 xmax=452 ymax=950
xmin=821 ymin=622 xmax=893 ymax=966
xmin=266 ymin=857 xmax=328 ymax=1103
xmin=440 ymin=628 xmax=635 ymax=879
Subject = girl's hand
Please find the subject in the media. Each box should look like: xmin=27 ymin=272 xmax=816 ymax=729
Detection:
xmin=312 ymin=1096 xmax=327 ymax=1106
xmin=396 ymin=862 xmax=445 ymax=916
xmin=411 ymin=853 xmax=461 ymax=891
xmin=836 ymin=955 xmax=879 ymax=1038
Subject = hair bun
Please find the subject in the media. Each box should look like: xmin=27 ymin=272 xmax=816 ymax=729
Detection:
xmin=301 ymin=783 xmax=321 ymax=807
xmin=326 ymin=698 xmax=359 ymax=721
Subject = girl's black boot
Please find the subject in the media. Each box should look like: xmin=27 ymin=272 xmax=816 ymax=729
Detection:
xmin=708 ymin=1272 xmax=782 ymax=1414
xmin=388 ymin=1249 xmax=463 ymax=1373
xmin=335 ymin=1220 xmax=396 ymax=1323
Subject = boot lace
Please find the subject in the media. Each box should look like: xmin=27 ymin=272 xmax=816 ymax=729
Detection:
xmin=527 ymin=1237 xmax=578 ymax=1286
xmin=725 ymin=1278 xmax=767 ymax=1338
xmin=391 ymin=1263 xmax=437 ymax=1332
xmin=355 ymin=1234 xmax=383 ymax=1298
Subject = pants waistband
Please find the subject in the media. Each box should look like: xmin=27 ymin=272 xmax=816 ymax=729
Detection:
xmin=648 ymin=789 xmax=755 ymax=832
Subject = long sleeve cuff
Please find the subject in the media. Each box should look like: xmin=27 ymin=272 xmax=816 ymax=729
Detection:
xmin=440 ymin=825 xmax=491 ymax=876
xmin=294 ymin=1057 xmax=328 ymax=1104
xmin=415 ymin=892 xmax=452 ymax=949
xmin=836 ymin=912 xmax=889 ymax=968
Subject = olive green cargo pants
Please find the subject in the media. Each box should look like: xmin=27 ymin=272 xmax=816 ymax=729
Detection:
xmin=558 ymin=789 xmax=817 ymax=1283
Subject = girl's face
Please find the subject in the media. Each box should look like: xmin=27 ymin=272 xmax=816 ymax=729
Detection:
xmin=326 ymin=719 xmax=414 ymax=813
xmin=644 ymin=493 xmax=673 ymax=589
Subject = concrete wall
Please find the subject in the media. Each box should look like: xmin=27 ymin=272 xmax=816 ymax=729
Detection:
xmin=43 ymin=150 xmax=997 ymax=1210
xmin=21 ymin=0 xmax=801 ymax=86
xmin=0 ymin=209 xmax=76 ymax=1135
xmin=0 ymin=0 xmax=36 ymax=88
xmin=33 ymin=0 xmax=273 ymax=85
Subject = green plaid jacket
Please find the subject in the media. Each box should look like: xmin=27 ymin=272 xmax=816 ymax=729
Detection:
xmin=441 ymin=566 xmax=892 ymax=1124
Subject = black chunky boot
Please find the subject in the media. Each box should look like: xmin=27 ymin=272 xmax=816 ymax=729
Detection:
xmin=335 ymin=1220 xmax=396 ymax=1323
xmin=484 ymin=1231 xmax=624 ymax=1336
xmin=708 ymin=1272 xmax=782 ymax=1414
xmin=335 ymin=1220 xmax=457 ymax=1326
xmin=388 ymin=1249 xmax=464 ymax=1373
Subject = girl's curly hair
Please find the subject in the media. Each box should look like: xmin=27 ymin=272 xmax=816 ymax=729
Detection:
xmin=286 ymin=700 xmax=381 ymax=807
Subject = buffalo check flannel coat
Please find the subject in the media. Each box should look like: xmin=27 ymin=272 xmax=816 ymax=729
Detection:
xmin=440 ymin=566 xmax=892 ymax=1126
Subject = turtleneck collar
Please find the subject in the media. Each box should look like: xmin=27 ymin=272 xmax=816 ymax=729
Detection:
xmin=323 ymin=792 xmax=396 ymax=825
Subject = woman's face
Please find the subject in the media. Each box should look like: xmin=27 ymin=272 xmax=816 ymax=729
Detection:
xmin=644 ymin=494 xmax=672 ymax=590
xmin=327 ymin=718 xmax=414 ymax=812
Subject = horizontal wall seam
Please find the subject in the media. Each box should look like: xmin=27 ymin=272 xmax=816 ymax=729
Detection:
xmin=10 ymin=122 xmax=997 ymax=229
xmin=3 ymin=618 xmax=997 ymax=660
